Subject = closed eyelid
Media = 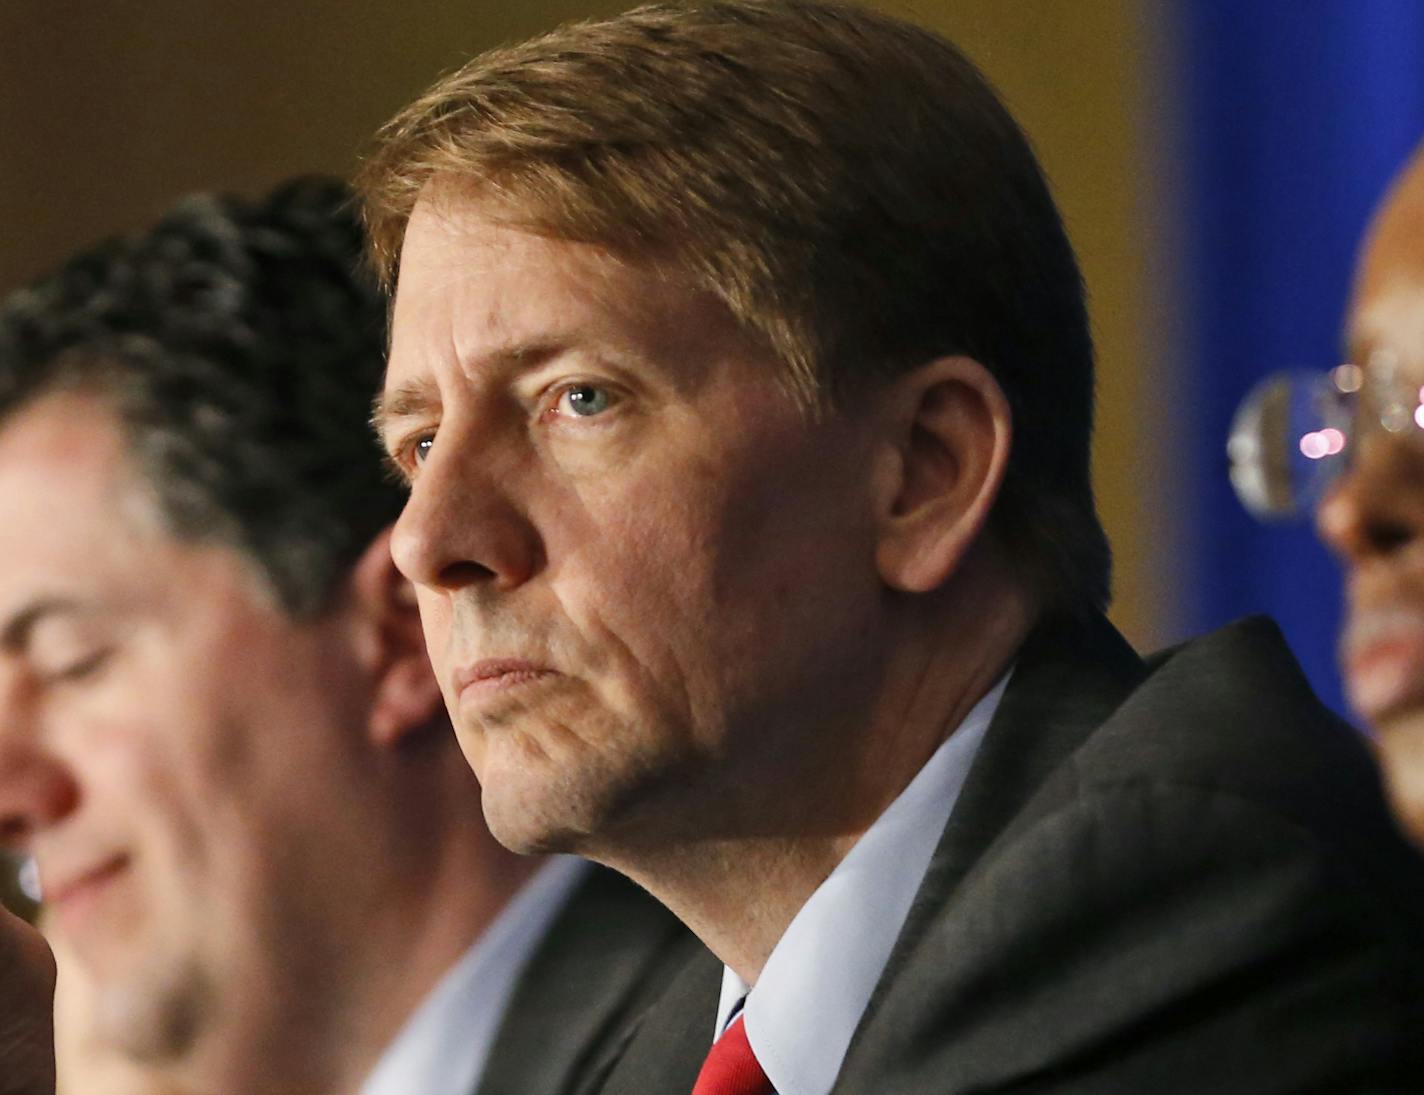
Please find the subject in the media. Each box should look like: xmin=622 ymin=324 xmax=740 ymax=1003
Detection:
xmin=20 ymin=612 xmax=114 ymax=680
xmin=43 ymin=646 xmax=113 ymax=683
xmin=0 ymin=599 xmax=84 ymax=653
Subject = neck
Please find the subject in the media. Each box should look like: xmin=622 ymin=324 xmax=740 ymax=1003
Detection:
xmin=325 ymin=825 xmax=545 ymax=1093
xmin=169 ymin=758 xmax=543 ymax=1095
xmin=594 ymin=554 xmax=1036 ymax=984
xmin=1374 ymin=707 xmax=1424 ymax=850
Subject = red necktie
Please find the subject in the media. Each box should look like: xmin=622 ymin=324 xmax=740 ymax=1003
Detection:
xmin=691 ymin=1014 xmax=773 ymax=1095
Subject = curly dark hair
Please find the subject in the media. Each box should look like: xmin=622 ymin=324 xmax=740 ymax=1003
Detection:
xmin=0 ymin=177 xmax=402 ymax=616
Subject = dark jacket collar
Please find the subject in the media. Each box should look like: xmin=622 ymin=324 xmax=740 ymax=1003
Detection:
xmin=852 ymin=611 xmax=1147 ymax=1038
xmin=477 ymin=867 xmax=699 ymax=1095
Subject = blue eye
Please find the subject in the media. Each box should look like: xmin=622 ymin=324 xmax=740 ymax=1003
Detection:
xmin=559 ymin=385 xmax=613 ymax=417
xmin=414 ymin=436 xmax=435 ymax=463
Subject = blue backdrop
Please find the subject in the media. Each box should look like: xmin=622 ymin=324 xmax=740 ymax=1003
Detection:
xmin=1175 ymin=1 xmax=1424 ymax=716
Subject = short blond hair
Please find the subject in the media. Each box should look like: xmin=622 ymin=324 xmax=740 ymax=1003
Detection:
xmin=357 ymin=0 xmax=1110 ymax=614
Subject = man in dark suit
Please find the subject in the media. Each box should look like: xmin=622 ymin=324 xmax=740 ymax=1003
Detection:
xmin=0 ymin=178 xmax=694 ymax=1095
xmin=359 ymin=2 xmax=1424 ymax=1091
xmin=596 ymin=612 xmax=1424 ymax=1093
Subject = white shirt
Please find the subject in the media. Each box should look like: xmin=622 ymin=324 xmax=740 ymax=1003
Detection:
xmin=361 ymin=855 xmax=592 ymax=1095
xmin=713 ymin=673 xmax=1010 ymax=1095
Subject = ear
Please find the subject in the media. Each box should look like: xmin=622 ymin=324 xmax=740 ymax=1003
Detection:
xmin=872 ymin=355 xmax=1012 ymax=593
xmin=345 ymin=528 xmax=447 ymax=748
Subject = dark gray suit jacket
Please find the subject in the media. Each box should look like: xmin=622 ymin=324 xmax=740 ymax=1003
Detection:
xmin=596 ymin=615 xmax=1424 ymax=1093
xmin=474 ymin=865 xmax=703 ymax=1095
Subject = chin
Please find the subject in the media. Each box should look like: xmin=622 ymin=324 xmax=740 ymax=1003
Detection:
xmin=469 ymin=740 xmax=592 ymax=854
xmin=1371 ymin=708 xmax=1424 ymax=849
xmin=477 ymin=742 xmax=676 ymax=859
xmin=88 ymin=949 xmax=212 ymax=1065
xmin=481 ymin=787 xmax=600 ymax=856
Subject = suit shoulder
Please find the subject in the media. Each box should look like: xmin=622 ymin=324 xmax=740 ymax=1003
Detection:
xmin=1071 ymin=616 xmax=1383 ymax=834
xmin=841 ymin=781 xmax=1424 ymax=1094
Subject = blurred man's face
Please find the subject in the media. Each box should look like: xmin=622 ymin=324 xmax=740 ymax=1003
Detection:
xmin=1317 ymin=152 xmax=1424 ymax=842
xmin=379 ymin=191 xmax=888 ymax=857
xmin=0 ymin=391 xmax=379 ymax=1063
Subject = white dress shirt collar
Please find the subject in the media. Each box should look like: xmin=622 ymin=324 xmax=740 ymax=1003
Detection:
xmin=361 ymin=855 xmax=591 ymax=1095
xmin=713 ymin=672 xmax=1010 ymax=1095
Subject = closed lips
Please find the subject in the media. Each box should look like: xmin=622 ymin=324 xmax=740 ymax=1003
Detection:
xmin=43 ymin=853 xmax=129 ymax=908
xmin=454 ymin=659 xmax=556 ymax=695
xmin=1342 ymin=609 xmax=1424 ymax=721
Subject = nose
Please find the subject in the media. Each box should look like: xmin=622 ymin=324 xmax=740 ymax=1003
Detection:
xmin=1317 ymin=437 xmax=1424 ymax=564
xmin=0 ymin=689 xmax=79 ymax=849
xmin=390 ymin=429 xmax=544 ymax=595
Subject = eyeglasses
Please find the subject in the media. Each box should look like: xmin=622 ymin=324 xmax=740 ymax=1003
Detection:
xmin=1227 ymin=349 xmax=1424 ymax=520
xmin=1 ymin=853 xmax=40 ymax=922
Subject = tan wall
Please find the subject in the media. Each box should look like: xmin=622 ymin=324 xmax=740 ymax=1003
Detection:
xmin=887 ymin=1 xmax=1174 ymax=647
xmin=0 ymin=0 xmax=1173 ymax=645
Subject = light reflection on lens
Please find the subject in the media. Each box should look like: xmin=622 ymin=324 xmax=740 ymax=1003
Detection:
xmin=1333 ymin=363 xmax=1364 ymax=393
xmin=1231 ymin=350 xmax=1424 ymax=523
xmin=1228 ymin=371 xmax=1352 ymax=519
xmin=18 ymin=858 xmax=40 ymax=903
xmin=1299 ymin=427 xmax=1347 ymax=460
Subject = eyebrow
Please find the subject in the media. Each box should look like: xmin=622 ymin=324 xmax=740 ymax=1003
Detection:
xmin=370 ymin=340 xmax=583 ymax=447
xmin=0 ymin=598 xmax=83 ymax=652
xmin=371 ymin=377 xmax=442 ymax=448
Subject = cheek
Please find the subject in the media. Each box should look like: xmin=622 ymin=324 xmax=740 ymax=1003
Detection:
xmin=417 ymin=591 xmax=455 ymax=679
xmin=53 ymin=686 xmax=201 ymax=851
xmin=709 ymin=440 xmax=873 ymax=617
xmin=121 ymin=715 xmax=225 ymax=886
xmin=576 ymin=483 xmax=723 ymax=632
xmin=550 ymin=473 xmax=808 ymax=727
xmin=540 ymin=423 xmax=875 ymax=725
xmin=93 ymin=656 xmax=287 ymax=885
xmin=696 ymin=451 xmax=881 ymax=709
xmin=50 ymin=710 xmax=213 ymax=958
xmin=451 ymin=722 xmax=487 ymax=779
xmin=534 ymin=493 xmax=721 ymax=743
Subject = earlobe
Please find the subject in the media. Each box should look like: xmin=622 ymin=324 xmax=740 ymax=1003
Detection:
xmin=369 ymin=651 xmax=446 ymax=747
xmin=346 ymin=529 xmax=448 ymax=747
xmin=874 ymin=356 xmax=1012 ymax=593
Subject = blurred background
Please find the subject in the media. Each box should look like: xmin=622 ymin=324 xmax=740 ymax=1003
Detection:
xmin=0 ymin=4 xmax=1422 ymax=897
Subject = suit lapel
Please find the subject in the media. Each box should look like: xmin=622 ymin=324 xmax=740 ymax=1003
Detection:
xmin=839 ymin=613 xmax=1148 ymax=1080
xmin=926 ymin=613 xmax=1147 ymax=892
xmin=592 ymin=946 xmax=724 ymax=1095
xmin=592 ymin=615 xmax=1148 ymax=1095
xmin=475 ymin=866 xmax=696 ymax=1095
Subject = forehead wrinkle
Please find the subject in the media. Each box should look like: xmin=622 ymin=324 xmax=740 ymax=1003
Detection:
xmin=400 ymin=194 xmax=765 ymax=409
xmin=411 ymin=188 xmax=669 ymax=351
xmin=372 ymin=375 xmax=441 ymax=445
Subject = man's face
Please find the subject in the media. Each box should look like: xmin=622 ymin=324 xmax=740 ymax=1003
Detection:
xmin=0 ymin=392 xmax=380 ymax=1062
xmin=380 ymin=192 xmax=889 ymax=856
xmin=1317 ymin=156 xmax=1424 ymax=839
